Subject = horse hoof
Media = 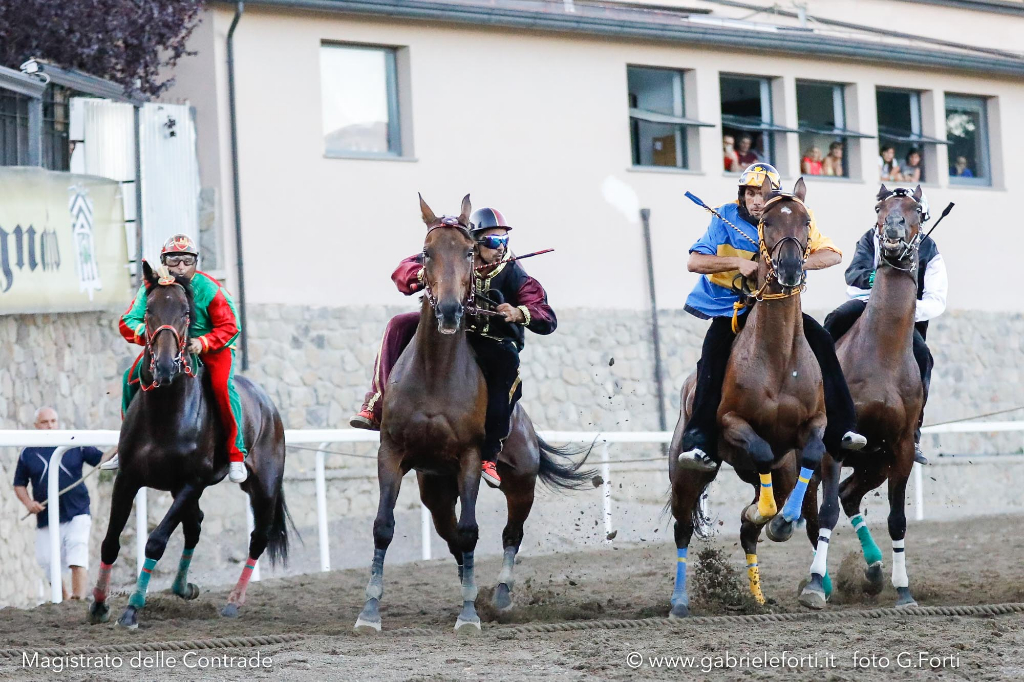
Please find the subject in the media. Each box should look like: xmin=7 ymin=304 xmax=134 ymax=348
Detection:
xmin=492 ymin=583 xmax=513 ymax=612
xmin=863 ymin=562 xmax=885 ymax=595
xmin=798 ymin=585 xmax=827 ymax=610
xmin=88 ymin=601 xmax=110 ymax=624
xmin=895 ymin=587 xmax=917 ymax=607
xmin=742 ymin=504 xmax=770 ymax=526
xmin=116 ymin=606 xmax=139 ymax=630
xmin=766 ymin=515 xmax=796 ymax=542
xmin=353 ymin=616 xmax=382 ymax=635
xmin=455 ymin=616 xmax=482 ymax=636
xmin=176 ymin=583 xmax=200 ymax=601
xmin=221 ymin=603 xmax=241 ymax=618
xmin=669 ymin=602 xmax=689 ymax=619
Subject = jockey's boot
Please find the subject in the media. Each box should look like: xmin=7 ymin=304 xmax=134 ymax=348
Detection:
xmin=229 ymin=461 xmax=248 ymax=483
xmin=99 ymin=454 xmax=120 ymax=471
xmin=349 ymin=406 xmax=380 ymax=431
xmin=481 ymin=461 xmax=501 ymax=488
xmin=841 ymin=431 xmax=868 ymax=451
xmin=913 ymin=427 xmax=928 ymax=465
xmin=677 ymin=447 xmax=717 ymax=472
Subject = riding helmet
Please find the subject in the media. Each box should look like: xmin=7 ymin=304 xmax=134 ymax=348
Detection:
xmin=469 ymin=208 xmax=512 ymax=236
xmin=160 ymin=233 xmax=199 ymax=258
xmin=738 ymin=163 xmax=782 ymax=191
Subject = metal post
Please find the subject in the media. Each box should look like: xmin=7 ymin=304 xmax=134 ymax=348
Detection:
xmin=135 ymin=488 xmax=147 ymax=575
xmin=247 ymin=501 xmax=260 ymax=581
xmin=227 ymin=2 xmax=250 ymax=369
xmin=602 ymin=441 xmax=613 ymax=543
xmin=640 ymin=208 xmax=668 ymax=437
xmin=316 ymin=442 xmax=330 ymax=572
xmin=27 ymin=95 xmax=43 ymax=167
xmin=132 ymin=105 xmax=145 ymax=286
xmin=46 ymin=446 xmax=69 ymax=603
xmin=913 ymin=462 xmax=924 ymax=522
xmin=421 ymin=504 xmax=432 ymax=561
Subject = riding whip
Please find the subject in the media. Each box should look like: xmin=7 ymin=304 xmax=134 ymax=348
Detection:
xmin=923 ymin=202 xmax=955 ymax=241
xmin=684 ymin=191 xmax=758 ymax=250
xmin=475 ymin=248 xmax=554 ymax=271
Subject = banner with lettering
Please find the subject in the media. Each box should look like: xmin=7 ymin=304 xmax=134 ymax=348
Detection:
xmin=0 ymin=167 xmax=130 ymax=314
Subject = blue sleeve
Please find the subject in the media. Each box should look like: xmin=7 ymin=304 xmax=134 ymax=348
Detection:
xmin=82 ymin=447 xmax=104 ymax=467
xmin=689 ymin=218 xmax=723 ymax=256
xmin=12 ymin=452 xmax=30 ymax=487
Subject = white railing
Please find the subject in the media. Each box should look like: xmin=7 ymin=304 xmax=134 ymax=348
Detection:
xmin=3 ymin=421 xmax=1023 ymax=604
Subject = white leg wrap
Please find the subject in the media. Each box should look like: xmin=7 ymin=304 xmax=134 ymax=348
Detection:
xmin=497 ymin=547 xmax=516 ymax=588
xmin=809 ymin=529 xmax=831 ymax=576
xmin=891 ymin=539 xmax=908 ymax=588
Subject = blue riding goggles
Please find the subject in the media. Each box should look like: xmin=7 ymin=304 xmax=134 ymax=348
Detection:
xmin=476 ymin=234 xmax=509 ymax=250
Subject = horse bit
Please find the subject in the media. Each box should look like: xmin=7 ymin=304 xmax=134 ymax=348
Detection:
xmin=876 ymin=189 xmax=923 ymax=275
xmin=142 ymin=281 xmax=194 ymax=390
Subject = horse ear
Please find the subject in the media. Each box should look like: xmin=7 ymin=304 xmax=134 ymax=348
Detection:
xmin=877 ymin=184 xmax=891 ymax=201
xmin=459 ymin=194 xmax=472 ymax=227
xmin=419 ymin=193 xmax=437 ymax=227
xmin=142 ymin=259 xmax=156 ymax=287
xmin=760 ymin=177 xmax=773 ymax=202
xmin=912 ymin=184 xmax=923 ymax=202
xmin=793 ymin=177 xmax=807 ymax=202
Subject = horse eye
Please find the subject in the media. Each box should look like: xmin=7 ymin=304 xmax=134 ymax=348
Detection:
xmin=875 ymin=206 xmax=881 ymax=213
xmin=466 ymin=251 xmax=474 ymax=259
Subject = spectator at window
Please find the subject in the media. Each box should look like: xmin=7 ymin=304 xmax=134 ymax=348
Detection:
xmin=902 ymin=148 xmax=923 ymax=183
xmin=723 ymin=135 xmax=740 ymax=172
xmin=801 ymin=146 xmax=824 ymax=175
xmin=12 ymin=407 xmax=110 ymax=600
xmin=879 ymin=145 xmax=900 ymax=182
xmin=950 ymin=155 xmax=974 ymax=178
xmin=822 ymin=142 xmax=844 ymax=177
xmin=735 ymin=134 xmax=762 ymax=166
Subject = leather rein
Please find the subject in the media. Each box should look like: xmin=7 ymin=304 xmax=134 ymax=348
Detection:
xmin=140 ymin=281 xmax=195 ymax=390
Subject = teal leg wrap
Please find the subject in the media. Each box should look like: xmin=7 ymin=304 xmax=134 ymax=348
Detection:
xmin=822 ymin=570 xmax=833 ymax=599
xmin=128 ymin=558 xmax=158 ymax=609
xmin=851 ymin=514 xmax=883 ymax=565
xmin=171 ymin=548 xmax=195 ymax=596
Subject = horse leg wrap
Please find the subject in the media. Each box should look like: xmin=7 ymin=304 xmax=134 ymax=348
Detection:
xmin=497 ymin=547 xmax=517 ymax=590
xmin=365 ymin=548 xmax=386 ymax=601
xmin=93 ymin=561 xmax=114 ymax=603
xmin=809 ymin=528 xmax=831 ymax=577
xmin=781 ymin=467 xmax=814 ymax=522
xmin=671 ymin=548 xmax=688 ymax=607
xmin=228 ymin=557 xmax=257 ymax=606
xmin=746 ymin=553 xmax=765 ymax=605
xmin=891 ymin=539 xmax=909 ymax=588
xmin=756 ymin=473 xmax=777 ymax=520
xmin=128 ymin=558 xmax=158 ymax=609
xmin=172 ymin=548 xmax=195 ymax=596
xmin=851 ymin=514 xmax=883 ymax=566
xmin=461 ymin=551 xmax=478 ymax=602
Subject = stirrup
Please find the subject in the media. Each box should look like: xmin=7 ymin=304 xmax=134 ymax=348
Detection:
xmin=676 ymin=448 xmax=717 ymax=472
xmin=841 ymin=431 xmax=867 ymax=451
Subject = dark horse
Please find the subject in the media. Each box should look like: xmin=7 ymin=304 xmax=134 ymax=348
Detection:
xmin=88 ymin=261 xmax=290 ymax=628
xmin=668 ymin=178 xmax=826 ymax=615
xmin=799 ymin=185 xmax=926 ymax=609
xmin=354 ymin=194 xmax=593 ymax=635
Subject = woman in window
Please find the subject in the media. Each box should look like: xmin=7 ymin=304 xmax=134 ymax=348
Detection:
xmin=950 ymin=156 xmax=974 ymax=178
xmin=902 ymin=148 xmax=922 ymax=183
xmin=879 ymin=145 xmax=900 ymax=182
xmin=822 ymin=142 xmax=844 ymax=177
xmin=801 ymin=146 xmax=824 ymax=175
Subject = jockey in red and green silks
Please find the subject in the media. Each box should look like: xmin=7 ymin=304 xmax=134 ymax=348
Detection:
xmin=117 ymin=234 xmax=248 ymax=482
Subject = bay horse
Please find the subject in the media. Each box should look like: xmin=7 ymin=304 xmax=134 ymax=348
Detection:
xmin=668 ymin=178 xmax=826 ymax=616
xmin=88 ymin=261 xmax=290 ymax=628
xmin=799 ymin=185 xmax=926 ymax=609
xmin=354 ymin=194 xmax=593 ymax=635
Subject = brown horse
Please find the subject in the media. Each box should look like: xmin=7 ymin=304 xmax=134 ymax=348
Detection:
xmin=354 ymin=194 xmax=593 ymax=635
xmin=668 ymin=178 xmax=826 ymax=616
xmin=799 ymin=185 xmax=926 ymax=609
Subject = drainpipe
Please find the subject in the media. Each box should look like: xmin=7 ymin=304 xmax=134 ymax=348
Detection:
xmin=133 ymin=105 xmax=144 ymax=287
xmin=227 ymin=2 xmax=249 ymax=369
xmin=640 ymin=208 xmax=668 ymax=437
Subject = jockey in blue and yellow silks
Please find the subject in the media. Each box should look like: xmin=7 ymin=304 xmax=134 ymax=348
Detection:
xmin=102 ymin=234 xmax=249 ymax=484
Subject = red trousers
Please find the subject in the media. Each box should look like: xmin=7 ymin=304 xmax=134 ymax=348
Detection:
xmin=361 ymin=312 xmax=420 ymax=420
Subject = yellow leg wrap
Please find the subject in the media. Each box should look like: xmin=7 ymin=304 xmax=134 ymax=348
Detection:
xmin=746 ymin=553 xmax=765 ymax=605
xmin=757 ymin=473 xmax=777 ymax=519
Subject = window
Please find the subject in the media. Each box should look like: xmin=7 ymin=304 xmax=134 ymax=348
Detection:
xmin=720 ymin=75 xmax=790 ymax=170
xmin=627 ymin=66 xmax=710 ymax=169
xmin=945 ymin=94 xmax=990 ymax=186
xmin=876 ymin=88 xmax=945 ymax=185
xmin=796 ymin=81 xmax=869 ymax=179
xmin=320 ymin=44 xmax=402 ymax=157
xmin=0 ymin=85 xmax=71 ymax=171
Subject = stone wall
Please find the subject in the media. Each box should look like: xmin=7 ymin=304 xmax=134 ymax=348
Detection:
xmin=2 ymin=305 xmax=1024 ymax=607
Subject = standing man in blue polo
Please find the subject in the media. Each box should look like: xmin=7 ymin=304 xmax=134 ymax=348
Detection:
xmin=12 ymin=407 xmax=108 ymax=600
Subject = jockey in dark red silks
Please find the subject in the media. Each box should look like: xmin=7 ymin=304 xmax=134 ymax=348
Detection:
xmin=351 ymin=207 xmax=557 ymax=488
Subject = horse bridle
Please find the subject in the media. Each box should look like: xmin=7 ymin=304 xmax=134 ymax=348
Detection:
xmin=875 ymin=190 xmax=923 ymax=275
xmin=141 ymin=283 xmax=194 ymax=390
xmin=753 ymin=193 xmax=812 ymax=300
xmin=422 ymin=217 xmax=504 ymax=320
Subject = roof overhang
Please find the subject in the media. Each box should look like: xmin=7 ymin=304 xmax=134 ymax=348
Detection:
xmin=19 ymin=59 xmax=147 ymax=106
xmin=0 ymin=64 xmax=47 ymax=98
xmin=231 ymin=0 xmax=1024 ymax=78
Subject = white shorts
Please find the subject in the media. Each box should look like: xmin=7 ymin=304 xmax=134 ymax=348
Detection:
xmin=35 ymin=514 xmax=91 ymax=572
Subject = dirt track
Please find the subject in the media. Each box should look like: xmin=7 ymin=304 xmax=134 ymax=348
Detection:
xmin=2 ymin=514 xmax=1022 ymax=680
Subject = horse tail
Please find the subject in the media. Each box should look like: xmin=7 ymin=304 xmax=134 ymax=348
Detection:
xmin=265 ymin=487 xmax=298 ymax=567
xmin=691 ymin=479 xmax=714 ymax=539
xmin=536 ymin=436 xmax=598 ymax=491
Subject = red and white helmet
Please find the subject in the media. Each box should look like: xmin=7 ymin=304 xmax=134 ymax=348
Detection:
xmin=160 ymin=234 xmax=199 ymax=258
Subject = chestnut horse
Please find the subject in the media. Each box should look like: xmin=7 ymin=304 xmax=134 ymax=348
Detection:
xmin=668 ymin=178 xmax=826 ymax=616
xmin=354 ymin=194 xmax=593 ymax=635
xmin=799 ymin=185 xmax=926 ymax=609
xmin=88 ymin=262 xmax=290 ymax=628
